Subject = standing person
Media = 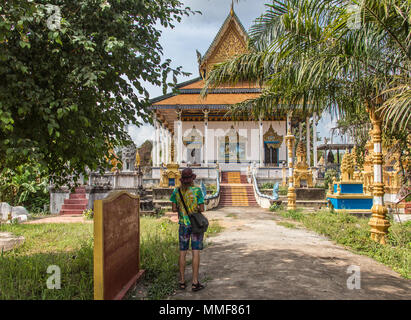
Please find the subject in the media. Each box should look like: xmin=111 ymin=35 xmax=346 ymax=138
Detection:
xmin=170 ymin=168 xmax=206 ymax=292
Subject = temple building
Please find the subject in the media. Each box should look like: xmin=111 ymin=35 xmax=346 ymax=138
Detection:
xmin=149 ymin=7 xmax=317 ymax=172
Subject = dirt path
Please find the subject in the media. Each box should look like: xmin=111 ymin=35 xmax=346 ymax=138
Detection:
xmin=169 ymin=207 xmax=411 ymax=300
xmin=24 ymin=215 xmax=92 ymax=224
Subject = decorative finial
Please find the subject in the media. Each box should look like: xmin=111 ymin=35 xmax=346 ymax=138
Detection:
xmin=230 ymin=0 xmax=234 ymax=16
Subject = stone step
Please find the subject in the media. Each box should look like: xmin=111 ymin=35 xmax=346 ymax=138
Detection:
xmin=220 ymin=201 xmax=257 ymax=204
xmin=60 ymin=210 xmax=83 ymax=215
xmin=219 ymin=204 xmax=258 ymax=207
xmin=64 ymin=199 xmax=88 ymax=205
xmin=69 ymin=193 xmax=87 ymax=199
xmin=61 ymin=204 xmax=87 ymax=211
xmin=220 ymin=200 xmax=256 ymax=203
xmin=220 ymin=203 xmax=257 ymax=206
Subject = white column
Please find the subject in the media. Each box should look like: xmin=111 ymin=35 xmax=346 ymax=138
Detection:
xmin=306 ymin=116 xmax=311 ymax=167
xmin=168 ymin=130 xmax=172 ymax=163
xmin=161 ymin=125 xmax=166 ymax=164
xmin=177 ymin=110 xmax=182 ymax=165
xmin=287 ymin=113 xmax=291 ymax=163
xmin=313 ymin=112 xmax=318 ymax=167
xmin=203 ymin=110 xmax=209 ymax=166
xmin=152 ymin=129 xmax=157 ymax=167
xmin=153 ymin=116 xmax=159 ymax=167
xmin=374 ymin=141 xmax=383 ymax=205
xmin=259 ymin=118 xmax=264 ymax=166
xmin=156 ymin=121 xmax=161 ymax=166
xmin=165 ymin=128 xmax=169 ymax=164
xmin=158 ymin=124 xmax=162 ymax=165
xmin=286 ymin=111 xmax=296 ymax=210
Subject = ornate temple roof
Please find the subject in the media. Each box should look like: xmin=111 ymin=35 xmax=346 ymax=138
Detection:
xmin=150 ymin=5 xmax=270 ymax=133
xmin=198 ymin=10 xmax=249 ymax=77
xmin=153 ymin=79 xmax=261 ymax=108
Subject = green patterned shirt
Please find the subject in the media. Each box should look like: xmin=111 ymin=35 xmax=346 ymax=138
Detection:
xmin=170 ymin=186 xmax=205 ymax=226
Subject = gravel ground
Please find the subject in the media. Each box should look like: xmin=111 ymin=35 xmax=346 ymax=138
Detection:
xmin=169 ymin=207 xmax=411 ymax=300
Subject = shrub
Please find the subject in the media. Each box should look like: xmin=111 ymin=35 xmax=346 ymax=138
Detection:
xmin=82 ymin=209 xmax=93 ymax=220
xmin=279 ymin=186 xmax=288 ymax=195
xmin=0 ymin=162 xmax=49 ymax=213
xmin=260 ymin=182 xmax=274 ymax=189
xmin=269 ymin=203 xmax=284 ymax=212
xmin=324 ymin=169 xmax=338 ymax=190
xmin=206 ymin=184 xmax=217 ymax=194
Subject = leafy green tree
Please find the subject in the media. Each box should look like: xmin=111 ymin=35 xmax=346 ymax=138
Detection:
xmin=0 ymin=0 xmax=196 ymax=185
xmin=0 ymin=161 xmax=49 ymax=212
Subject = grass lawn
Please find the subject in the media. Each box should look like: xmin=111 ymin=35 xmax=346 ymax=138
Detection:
xmin=0 ymin=223 xmax=93 ymax=299
xmin=0 ymin=217 xmax=223 ymax=300
xmin=275 ymin=209 xmax=411 ymax=279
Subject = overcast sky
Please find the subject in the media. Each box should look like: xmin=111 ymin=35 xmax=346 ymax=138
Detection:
xmin=129 ymin=0 xmax=342 ymax=147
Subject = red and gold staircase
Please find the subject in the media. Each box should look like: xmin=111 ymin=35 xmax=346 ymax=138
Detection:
xmin=220 ymin=172 xmax=258 ymax=207
xmin=59 ymin=187 xmax=88 ymax=215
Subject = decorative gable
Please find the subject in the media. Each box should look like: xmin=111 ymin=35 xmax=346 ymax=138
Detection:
xmin=199 ymin=11 xmax=249 ymax=77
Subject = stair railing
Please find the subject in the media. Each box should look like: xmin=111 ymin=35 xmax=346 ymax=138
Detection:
xmin=204 ymin=169 xmax=220 ymax=200
xmin=252 ymin=167 xmax=278 ymax=201
xmin=251 ymin=166 xmax=279 ymax=208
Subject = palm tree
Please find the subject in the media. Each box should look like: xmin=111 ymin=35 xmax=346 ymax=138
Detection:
xmin=204 ymin=0 xmax=409 ymax=127
xmin=203 ymin=0 xmax=410 ymax=244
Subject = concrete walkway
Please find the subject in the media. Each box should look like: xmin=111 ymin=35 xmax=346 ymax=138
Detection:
xmin=169 ymin=207 xmax=411 ymax=300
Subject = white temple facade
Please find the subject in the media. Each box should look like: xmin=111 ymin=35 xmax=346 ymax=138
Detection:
xmin=149 ymin=8 xmax=317 ymax=173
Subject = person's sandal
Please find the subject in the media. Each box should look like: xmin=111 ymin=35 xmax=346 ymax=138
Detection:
xmin=192 ymin=282 xmax=205 ymax=292
xmin=179 ymin=282 xmax=186 ymax=290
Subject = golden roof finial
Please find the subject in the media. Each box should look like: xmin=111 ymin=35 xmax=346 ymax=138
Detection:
xmin=230 ymin=0 xmax=234 ymax=16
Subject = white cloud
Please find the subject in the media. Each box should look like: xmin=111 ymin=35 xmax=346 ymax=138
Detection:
xmin=129 ymin=124 xmax=154 ymax=148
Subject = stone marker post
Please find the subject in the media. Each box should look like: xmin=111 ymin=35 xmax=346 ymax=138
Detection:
xmin=94 ymin=191 xmax=144 ymax=300
xmin=285 ymin=113 xmax=297 ymax=211
xmin=367 ymin=105 xmax=390 ymax=245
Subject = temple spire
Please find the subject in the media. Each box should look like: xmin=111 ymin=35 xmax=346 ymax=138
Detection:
xmin=230 ymin=0 xmax=234 ymax=16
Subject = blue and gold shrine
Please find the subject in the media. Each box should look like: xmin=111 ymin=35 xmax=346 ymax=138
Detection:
xmin=327 ymin=150 xmax=372 ymax=214
xmin=327 ymin=181 xmax=373 ymax=213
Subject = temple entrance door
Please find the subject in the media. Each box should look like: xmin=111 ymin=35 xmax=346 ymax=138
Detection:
xmin=264 ymin=144 xmax=278 ymax=166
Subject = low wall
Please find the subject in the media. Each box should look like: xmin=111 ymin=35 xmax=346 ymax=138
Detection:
xmin=258 ymin=178 xmax=283 ymax=184
xmin=50 ymin=189 xmax=71 ymax=214
xmin=256 ymin=167 xmax=284 ymax=180
xmin=153 ymin=188 xmax=173 ymax=201
xmin=152 ymin=166 xmax=219 ymax=180
xmin=296 ymin=188 xmax=326 ymax=200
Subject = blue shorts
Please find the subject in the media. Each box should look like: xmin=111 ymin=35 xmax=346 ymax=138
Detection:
xmin=179 ymin=224 xmax=204 ymax=251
